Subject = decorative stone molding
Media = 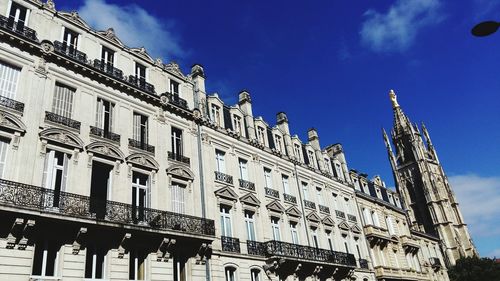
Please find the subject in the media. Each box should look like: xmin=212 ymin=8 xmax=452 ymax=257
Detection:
xmin=0 ymin=111 xmax=27 ymax=134
xmin=72 ymin=227 xmax=87 ymax=255
xmin=157 ymin=238 xmax=176 ymax=262
xmin=118 ymin=233 xmax=131 ymax=259
xmin=86 ymin=141 xmax=125 ymax=162
xmin=6 ymin=218 xmax=24 ymax=249
xmin=266 ymin=200 xmax=285 ymax=216
xmin=195 ymin=243 xmax=212 ymax=265
xmin=166 ymin=165 xmax=194 ymax=181
xmin=39 ymin=127 xmax=84 ymax=152
xmin=126 ymin=153 xmax=159 ymax=171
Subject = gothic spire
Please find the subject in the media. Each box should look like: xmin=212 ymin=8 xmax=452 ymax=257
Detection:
xmin=389 ymin=89 xmax=414 ymax=137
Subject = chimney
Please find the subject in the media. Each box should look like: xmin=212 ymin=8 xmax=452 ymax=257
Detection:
xmin=277 ymin=112 xmax=294 ymax=158
xmin=191 ymin=64 xmax=206 ymax=110
xmin=308 ymin=128 xmax=326 ymax=171
xmin=326 ymin=143 xmax=351 ymax=183
xmin=239 ymin=90 xmax=256 ymax=140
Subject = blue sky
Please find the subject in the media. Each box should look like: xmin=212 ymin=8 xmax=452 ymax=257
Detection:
xmin=56 ymin=0 xmax=500 ymax=257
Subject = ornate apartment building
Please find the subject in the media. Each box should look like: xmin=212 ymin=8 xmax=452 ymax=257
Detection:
xmin=0 ymin=1 xmax=474 ymax=281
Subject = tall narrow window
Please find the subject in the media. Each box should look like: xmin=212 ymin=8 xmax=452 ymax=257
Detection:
xmin=95 ymin=98 xmax=114 ymax=134
xmin=257 ymin=127 xmax=265 ymax=144
xmin=101 ymin=46 xmax=114 ymax=67
xmin=32 ymin=240 xmax=60 ymax=277
xmin=85 ymin=245 xmax=107 ymax=279
xmin=0 ymin=138 xmax=9 ymax=178
xmin=52 ymin=83 xmax=75 ymax=118
xmin=171 ymin=182 xmax=186 ymax=214
xmin=89 ymin=161 xmax=113 ymax=219
xmin=308 ymin=150 xmax=315 ymax=167
xmin=271 ymin=217 xmax=281 ymax=241
xmin=8 ymin=2 xmax=28 ymax=30
xmin=264 ymin=168 xmax=272 ymax=188
xmin=170 ymin=80 xmax=180 ymax=96
xmin=386 ymin=216 xmax=395 ymax=235
xmin=0 ymin=61 xmax=21 ymax=99
xmin=135 ymin=62 xmax=146 ymax=83
xmin=173 ymin=255 xmax=187 ymax=281
xmin=133 ymin=112 xmax=148 ymax=145
xmin=225 ymin=267 xmax=236 ymax=281
xmin=274 ymin=135 xmax=283 ymax=152
xmin=220 ymin=205 xmax=232 ymax=237
xmin=62 ymin=27 xmax=79 ymax=51
xmin=290 ymin=222 xmax=299 ymax=244
xmin=233 ymin=115 xmax=242 ymax=135
xmin=327 ymin=232 xmax=334 ymax=250
xmin=363 ymin=208 xmax=372 ymax=225
xmin=344 ymin=238 xmax=349 ymax=254
xmin=244 ymin=210 xmax=256 ymax=241
xmin=210 ymin=104 xmax=220 ymax=126
xmin=316 ymin=187 xmax=323 ymax=205
xmin=171 ymin=127 xmax=183 ymax=158
xmin=215 ymin=150 xmax=226 ymax=173
xmin=281 ymin=175 xmax=290 ymax=194
xmin=371 ymin=211 xmax=380 ymax=227
xmin=250 ymin=269 xmax=260 ymax=281
xmin=311 ymin=228 xmax=319 ymax=248
xmin=294 ymin=144 xmax=301 ymax=161
xmin=132 ymin=172 xmax=149 ymax=222
xmin=43 ymin=150 xmax=69 ymax=208
xmin=301 ymin=182 xmax=309 ymax=200
xmin=238 ymin=158 xmax=248 ymax=181
xmin=129 ymin=249 xmax=146 ymax=280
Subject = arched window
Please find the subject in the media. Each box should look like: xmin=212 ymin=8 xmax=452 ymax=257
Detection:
xmin=250 ymin=268 xmax=260 ymax=281
xmin=225 ymin=266 xmax=237 ymax=281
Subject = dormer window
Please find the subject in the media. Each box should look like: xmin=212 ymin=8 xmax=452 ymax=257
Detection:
xmin=294 ymin=144 xmax=301 ymax=161
xmin=135 ymin=62 xmax=146 ymax=83
xmin=101 ymin=46 xmax=114 ymax=67
xmin=274 ymin=135 xmax=283 ymax=152
xmin=257 ymin=127 xmax=265 ymax=145
xmin=62 ymin=27 xmax=79 ymax=52
xmin=210 ymin=104 xmax=220 ymax=126
xmin=8 ymin=2 xmax=28 ymax=30
xmin=232 ymin=115 xmax=242 ymax=135
xmin=307 ymin=150 xmax=315 ymax=167
xmin=170 ymin=80 xmax=179 ymax=96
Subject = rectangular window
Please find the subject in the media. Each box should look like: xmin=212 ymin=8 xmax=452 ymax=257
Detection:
xmin=220 ymin=205 xmax=232 ymax=237
xmin=290 ymin=222 xmax=299 ymax=244
xmin=274 ymin=135 xmax=282 ymax=152
xmin=0 ymin=61 xmax=21 ymax=99
xmin=215 ymin=150 xmax=226 ymax=173
xmin=264 ymin=168 xmax=272 ymax=188
xmin=52 ymin=83 xmax=75 ymax=118
xmin=0 ymin=138 xmax=9 ymax=178
xmin=89 ymin=161 xmax=113 ymax=219
xmin=316 ymin=187 xmax=323 ymax=205
xmin=238 ymin=158 xmax=248 ymax=181
xmin=371 ymin=211 xmax=380 ymax=227
xmin=101 ymin=46 xmax=114 ymax=66
xmin=301 ymin=182 xmax=308 ymax=201
xmin=32 ymin=240 xmax=60 ymax=277
xmin=62 ymin=27 xmax=79 ymax=51
xmin=308 ymin=150 xmax=315 ymax=167
xmin=271 ymin=217 xmax=281 ymax=241
xmin=133 ymin=112 xmax=148 ymax=144
xmin=244 ymin=210 xmax=256 ymax=241
xmin=173 ymin=255 xmax=187 ymax=281
xmin=171 ymin=127 xmax=183 ymax=157
xmin=257 ymin=127 xmax=265 ymax=144
xmin=294 ymin=144 xmax=301 ymax=161
xmin=311 ymin=228 xmax=319 ymax=248
xmin=170 ymin=80 xmax=180 ymax=96
xmin=8 ymin=2 xmax=28 ymax=29
xmin=363 ymin=208 xmax=372 ymax=225
xmin=281 ymin=175 xmax=289 ymax=194
xmin=251 ymin=269 xmax=260 ymax=281
xmin=135 ymin=62 xmax=146 ymax=81
xmin=210 ymin=104 xmax=220 ymax=126
xmin=43 ymin=150 xmax=69 ymax=207
xmin=85 ymin=245 xmax=107 ymax=279
xmin=386 ymin=216 xmax=395 ymax=235
xmin=95 ymin=98 xmax=114 ymax=133
xmin=129 ymin=249 xmax=146 ymax=280
xmin=132 ymin=172 xmax=149 ymax=222
xmin=225 ymin=267 xmax=236 ymax=281
xmin=233 ymin=115 xmax=242 ymax=135
xmin=327 ymin=232 xmax=334 ymax=250
xmin=171 ymin=182 xmax=186 ymax=214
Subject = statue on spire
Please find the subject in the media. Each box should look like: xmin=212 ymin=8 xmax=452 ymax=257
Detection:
xmin=389 ymin=89 xmax=400 ymax=108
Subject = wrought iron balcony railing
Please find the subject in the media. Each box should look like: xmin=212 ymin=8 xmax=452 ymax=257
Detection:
xmin=214 ymin=171 xmax=233 ymax=184
xmin=348 ymin=214 xmax=357 ymax=222
xmin=265 ymin=187 xmax=279 ymax=199
xmin=167 ymin=151 xmax=190 ymax=165
xmin=359 ymin=258 xmax=369 ymax=269
xmin=336 ymin=210 xmax=346 ymax=219
xmin=284 ymin=193 xmax=297 ymax=204
xmin=221 ymin=236 xmax=240 ymax=253
xmin=0 ymin=95 xmax=24 ymax=113
xmin=0 ymin=15 xmax=38 ymax=42
xmin=92 ymin=59 xmax=124 ymax=80
xmin=165 ymin=92 xmax=188 ymax=109
xmin=247 ymin=240 xmax=266 ymax=256
xmin=127 ymin=75 xmax=155 ymax=95
xmin=319 ymin=205 xmax=330 ymax=214
xmin=45 ymin=111 xmax=81 ymax=131
xmin=239 ymin=179 xmax=255 ymax=191
xmin=304 ymin=200 xmax=316 ymax=209
xmin=89 ymin=126 xmax=120 ymax=142
xmin=128 ymin=138 xmax=155 ymax=154
xmin=264 ymin=240 xmax=356 ymax=267
xmin=0 ymin=179 xmax=215 ymax=236
xmin=53 ymin=41 xmax=88 ymax=64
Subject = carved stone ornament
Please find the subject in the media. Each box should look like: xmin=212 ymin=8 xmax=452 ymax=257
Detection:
xmin=166 ymin=165 xmax=194 ymax=181
xmin=155 ymin=58 xmax=163 ymax=66
xmin=164 ymin=61 xmax=185 ymax=77
xmin=40 ymin=40 xmax=55 ymax=54
xmin=0 ymin=111 xmax=26 ymax=133
xmin=160 ymin=94 xmax=168 ymax=105
xmin=44 ymin=0 xmax=56 ymax=11
xmin=126 ymin=153 xmax=159 ymax=171
xmin=196 ymin=243 xmax=212 ymax=264
xmin=192 ymin=108 xmax=202 ymax=120
xmin=86 ymin=141 xmax=125 ymax=161
xmin=39 ymin=128 xmax=84 ymax=150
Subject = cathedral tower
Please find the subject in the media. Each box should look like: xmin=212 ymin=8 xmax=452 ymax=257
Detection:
xmin=383 ymin=90 xmax=477 ymax=265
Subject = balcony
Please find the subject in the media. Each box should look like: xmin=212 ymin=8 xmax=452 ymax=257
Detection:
xmin=335 ymin=210 xmax=346 ymax=219
xmin=53 ymin=41 xmax=88 ymax=64
xmin=167 ymin=151 xmax=190 ymax=165
xmin=128 ymin=138 xmax=155 ymax=154
xmin=430 ymin=257 xmax=442 ymax=270
xmin=0 ymin=95 xmax=24 ymax=113
xmin=364 ymin=225 xmax=390 ymax=242
xmin=400 ymin=234 xmax=420 ymax=249
xmin=239 ymin=179 xmax=255 ymax=191
xmin=221 ymin=236 xmax=240 ymax=253
xmin=127 ymin=75 xmax=155 ymax=95
xmin=214 ymin=171 xmax=233 ymax=185
xmin=347 ymin=214 xmax=357 ymax=222
xmin=304 ymin=200 xmax=316 ymax=209
xmin=265 ymin=187 xmax=280 ymax=199
xmin=0 ymin=15 xmax=38 ymax=42
xmin=247 ymin=240 xmax=266 ymax=256
xmin=284 ymin=193 xmax=297 ymax=204
xmin=92 ymin=59 xmax=124 ymax=80
xmin=319 ymin=205 xmax=330 ymax=214
xmin=89 ymin=126 xmax=120 ymax=143
xmin=359 ymin=258 xmax=369 ymax=269
xmin=165 ymin=92 xmax=188 ymax=110
xmin=45 ymin=111 xmax=81 ymax=131
xmin=0 ymin=179 xmax=215 ymax=236
xmin=374 ymin=266 xmax=426 ymax=280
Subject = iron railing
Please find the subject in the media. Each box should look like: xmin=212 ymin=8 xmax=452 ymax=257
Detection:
xmin=92 ymin=59 xmax=124 ymax=80
xmin=221 ymin=236 xmax=240 ymax=253
xmin=304 ymin=200 xmax=316 ymax=209
xmin=284 ymin=193 xmax=297 ymax=204
xmin=127 ymin=75 xmax=155 ymax=95
xmin=265 ymin=187 xmax=279 ymax=199
xmin=53 ymin=41 xmax=87 ymax=64
xmin=239 ymin=179 xmax=255 ymax=191
xmin=348 ymin=214 xmax=357 ymax=222
xmin=0 ymin=95 xmax=24 ymax=113
xmin=89 ymin=126 xmax=120 ymax=142
xmin=165 ymin=92 xmax=188 ymax=109
xmin=336 ymin=210 xmax=346 ymax=219
xmin=264 ymin=240 xmax=356 ymax=266
xmin=167 ymin=151 xmax=190 ymax=165
xmin=359 ymin=258 xmax=369 ymax=269
xmin=214 ymin=171 xmax=233 ymax=184
xmin=0 ymin=179 xmax=215 ymax=236
xmin=319 ymin=205 xmax=330 ymax=214
xmin=247 ymin=240 xmax=266 ymax=256
xmin=45 ymin=111 xmax=81 ymax=131
xmin=0 ymin=15 xmax=38 ymax=41
xmin=128 ymin=138 xmax=155 ymax=154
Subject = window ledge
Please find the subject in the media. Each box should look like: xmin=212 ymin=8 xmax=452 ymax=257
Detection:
xmin=29 ymin=276 xmax=62 ymax=281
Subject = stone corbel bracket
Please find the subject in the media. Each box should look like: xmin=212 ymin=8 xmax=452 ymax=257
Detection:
xmin=195 ymin=243 xmax=212 ymax=265
xmin=157 ymin=238 xmax=176 ymax=262
xmin=6 ymin=218 xmax=24 ymax=249
xmin=118 ymin=233 xmax=132 ymax=258
xmin=72 ymin=227 xmax=87 ymax=255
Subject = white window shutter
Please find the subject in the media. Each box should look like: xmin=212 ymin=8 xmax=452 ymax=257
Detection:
xmin=43 ymin=151 xmax=55 ymax=189
xmin=0 ymin=140 xmax=9 ymax=178
xmin=61 ymin=153 xmax=69 ymax=192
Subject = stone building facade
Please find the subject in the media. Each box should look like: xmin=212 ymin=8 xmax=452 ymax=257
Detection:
xmin=0 ymin=1 xmax=473 ymax=281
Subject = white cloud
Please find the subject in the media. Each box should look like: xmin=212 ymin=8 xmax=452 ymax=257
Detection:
xmin=360 ymin=0 xmax=442 ymax=53
xmin=488 ymin=248 xmax=500 ymax=258
xmin=449 ymin=174 xmax=500 ymax=238
xmin=78 ymin=0 xmax=185 ymax=59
